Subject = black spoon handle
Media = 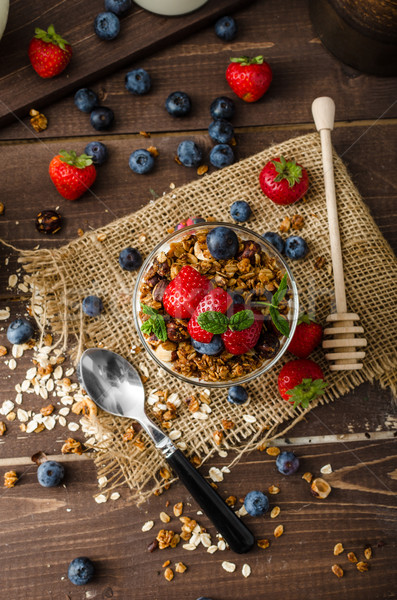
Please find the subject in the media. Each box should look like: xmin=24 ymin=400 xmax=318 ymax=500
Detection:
xmin=167 ymin=449 xmax=254 ymax=554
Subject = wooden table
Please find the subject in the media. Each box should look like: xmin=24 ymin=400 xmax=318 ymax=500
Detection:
xmin=0 ymin=1 xmax=396 ymax=598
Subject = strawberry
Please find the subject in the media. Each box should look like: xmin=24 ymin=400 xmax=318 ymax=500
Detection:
xmin=226 ymin=55 xmax=272 ymax=103
xmin=221 ymin=305 xmax=263 ymax=355
xmin=188 ymin=288 xmax=233 ymax=343
xmin=163 ymin=265 xmax=212 ymax=319
xmin=278 ymin=359 xmax=326 ymax=408
xmin=28 ymin=25 xmax=72 ymax=78
xmin=259 ymin=156 xmax=309 ymax=205
xmin=288 ymin=314 xmax=323 ymax=359
xmin=49 ymin=151 xmax=96 ymax=201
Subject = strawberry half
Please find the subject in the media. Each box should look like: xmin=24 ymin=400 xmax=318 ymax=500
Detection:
xmin=49 ymin=151 xmax=96 ymax=201
xmin=221 ymin=305 xmax=263 ymax=355
xmin=278 ymin=359 xmax=326 ymax=408
xmin=288 ymin=314 xmax=323 ymax=359
xmin=226 ymin=55 xmax=272 ymax=103
xmin=28 ymin=25 xmax=72 ymax=78
xmin=188 ymin=288 xmax=233 ymax=343
xmin=163 ymin=265 xmax=212 ymax=319
xmin=259 ymin=156 xmax=309 ymax=205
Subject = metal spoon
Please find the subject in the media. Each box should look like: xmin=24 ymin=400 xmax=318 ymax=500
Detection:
xmin=78 ymin=348 xmax=255 ymax=554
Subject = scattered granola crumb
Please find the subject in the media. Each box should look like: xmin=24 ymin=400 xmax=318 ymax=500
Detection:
xmin=77 ymin=228 xmax=84 ymax=237
xmin=314 ymin=256 xmax=326 ymax=270
xmin=257 ymin=539 xmax=270 ymax=549
xmin=270 ymin=506 xmax=280 ymax=518
xmin=147 ymin=146 xmax=159 ymax=157
xmin=164 ymin=567 xmax=174 ymax=581
xmin=274 ymin=524 xmax=284 ymax=538
xmin=333 ymin=543 xmax=344 ymax=556
xmin=213 ymin=430 xmax=223 ymax=446
xmin=364 ymin=547 xmax=372 ymax=560
xmin=29 ymin=108 xmax=48 ymax=132
xmin=266 ymin=446 xmax=280 ymax=456
xmin=97 ymin=232 xmax=107 ymax=242
xmin=311 ymin=477 xmax=331 ymax=499
xmin=320 ymin=463 xmax=332 ymax=475
xmin=175 ymin=562 xmax=187 ymax=573
xmin=279 ymin=215 xmax=291 ymax=233
xmin=332 ymin=564 xmax=344 ymax=578
xmin=160 ymin=511 xmax=171 ymax=524
xmin=291 ymin=214 xmax=304 ymax=230
xmin=140 ymin=131 xmax=151 ymax=138
xmin=61 ymin=438 xmax=84 ymax=455
xmin=347 ymin=552 xmax=358 ymax=563
xmin=0 ymin=202 xmax=4 ymax=215
xmin=162 ymin=559 xmax=171 ymax=568
xmin=0 ymin=421 xmax=6 ymax=436
xmin=225 ymin=495 xmax=237 ymax=507
xmin=0 ymin=346 xmax=8 ymax=356
xmin=173 ymin=502 xmax=183 ymax=517
xmin=356 ymin=561 xmax=369 ymax=572
xmin=197 ymin=165 xmax=208 ymax=175
xmin=156 ymin=529 xmax=175 ymax=549
xmin=4 ymin=470 xmax=18 ymax=488
xmin=40 ymin=404 xmax=54 ymax=416
xmin=302 ymin=472 xmax=313 ymax=483
xmin=268 ymin=485 xmax=280 ymax=495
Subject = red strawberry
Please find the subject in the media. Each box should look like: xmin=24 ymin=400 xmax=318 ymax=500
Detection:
xmin=188 ymin=288 xmax=233 ymax=343
xmin=226 ymin=55 xmax=272 ymax=103
xmin=288 ymin=314 xmax=323 ymax=359
xmin=163 ymin=265 xmax=212 ymax=319
xmin=221 ymin=305 xmax=263 ymax=355
xmin=278 ymin=359 xmax=326 ymax=408
xmin=28 ymin=25 xmax=72 ymax=78
xmin=259 ymin=156 xmax=309 ymax=205
xmin=49 ymin=151 xmax=96 ymax=201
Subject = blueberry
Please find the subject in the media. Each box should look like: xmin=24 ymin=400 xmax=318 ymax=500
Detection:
xmin=82 ymin=295 xmax=104 ymax=317
xmin=125 ymin=68 xmax=151 ymax=95
xmin=227 ymin=385 xmax=248 ymax=405
xmin=229 ymin=291 xmax=245 ymax=306
xmin=84 ymin=141 xmax=108 ymax=166
xmin=206 ymin=226 xmax=239 ymax=260
xmin=284 ymin=235 xmax=309 ymax=260
xmin=208 ymin=119 xmax=234 ymax=144
xmin=209 ymin=144 xmax=234 ymax=169
xmin=191 ymin=335 xmax=224 ymax=356
xmin=276 ymin=451 xmax=300 ymax=475
xmin=262 ymin=232 xmax=285 ymax=255
xmin=74 ymin=88 xmax=98 ymax=113
xmin=210 ymin=96 xmax=235 ymax=120
xmin=37 ymin=460 xmax=65 ymax=487
xmin=128 ymin=149 xmax=155 ymax=174
xmin=104 ymin=0 xmax=131 ymax=15
xmin=230 ymin=200 xmax=252 ymax=223
xmin=119 ymin=247 xmax=143 ymax=271
xmin=244 ymin=490 xmax=269 ymax=516
xmin=214 ymin=15 xmax=237 ymax=41
xmin=177 ymin=140 xmax=203 ymax=167
xmin=68 ymin=557 xmax=95 ymax=586
xmin=94 ymin=11 xmax=120 ymax=40
xmin=165 ymin=91 xmax=191 ymax=117
xmin=90 ymin=107 xmax=114 ymax=131
xmin=7 ymin=318 xmax=34 ymax=344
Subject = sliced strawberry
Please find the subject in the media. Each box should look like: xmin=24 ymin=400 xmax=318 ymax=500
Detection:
xmin=278 ymin=359 xmax=326 ymax=407
xmin=163 ymin=265 xmax=212 ymax=319
xmin=221 ymin=305 xmax=263 ymax=355
xmin=188 ymin=288 xmax=233 ymax=343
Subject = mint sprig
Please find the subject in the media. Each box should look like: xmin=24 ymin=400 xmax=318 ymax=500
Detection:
xmin=253 ymin=273 xmax=290 ymax=337
xmin=197 ymin=309 xmax=255 ymax=335
xmin=140 ymin=303 xmax=167 ymax=342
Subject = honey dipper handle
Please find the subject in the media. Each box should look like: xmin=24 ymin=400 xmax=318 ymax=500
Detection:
xmin=311 ymin=97 xmax=347 ymax=314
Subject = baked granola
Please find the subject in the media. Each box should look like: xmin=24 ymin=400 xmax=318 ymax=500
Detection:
xmin=137 ymin=226 xmax=292 ymax=383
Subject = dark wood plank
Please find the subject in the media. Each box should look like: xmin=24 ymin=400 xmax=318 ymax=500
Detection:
xmin=0 ymin=0 xmax=252 ymax=127
xmin=0 ymin=440 xmax=396 ymax=600
xmin=1 ymin=0 xmax=396 ymax=140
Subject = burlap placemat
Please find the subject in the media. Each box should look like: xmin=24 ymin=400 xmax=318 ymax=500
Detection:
xmin=18 ymin=131 xmax=397 ymax=504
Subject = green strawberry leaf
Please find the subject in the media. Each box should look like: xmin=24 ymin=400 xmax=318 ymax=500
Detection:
xmin=269 ymin=306 xmax=290 ymax=337
xmin=286 ymin=378 xmax=327 ymax=409
xmin=297 ymin=312 xmax=316 ymax=325
xmin=141 ymin=303 xmax=159 ymax=317
xmin=272 ymin=155 xmax=303 ymax=188
xmin=228 ymin=309 xmax=254 ymax=332
xmin=272 ymin=273 xmax=288 ymax=307
xmin=229 ymin=55 xmax=264 ymax=66
xmin=197 ymin=311 xmax=229 ymax=334
xmin=59 ymin=151 xmax=93 ymax=169
xmin=35 ymin=24 xmax=69 ymax=50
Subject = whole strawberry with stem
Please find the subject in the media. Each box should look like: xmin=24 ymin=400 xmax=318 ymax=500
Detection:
xmin=28 ymin=25 xmax=72 ymax=78
xmin=288 ymin=314 xmax=323 ymax=359
xmin=226 ymin=55 xmax=272 ymax=103
xmin=259 ymin=156 xmax=309 ymax=205
xmin=278 ymin=359 xmax=326 ymax=408
xmin=163 ymin=265 xmax=212 ymax=319
xmin=49 ymin=151 xmax=96 ymax=201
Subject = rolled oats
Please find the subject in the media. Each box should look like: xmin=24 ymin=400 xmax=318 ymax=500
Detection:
xmin=242 ymin=564 xmax=251 ymax=578
xmin=274 ymin=525 xmax=284 ymax=538
xmin=160 ymin=511 xmax=171 ymax=523
xmin=347 ymin=552 xmax=358 ymax=563
xmin=173 ymin=502 xmax=183 ymax=517
xmin=356 ymin=561 xmax=369 ymax=572
xmin=221 ymin=561 xmax=236 ymax=573
xmin=257 ymin=539 xmax=270 ymax=549
xmin=268 ymin=485 xmax=280 ymax=495
xmin=175 ymin=562 xmax=187 ymax=573
xmin=266 ymin=446 xmax=280 ymax=456
xmin=270 ymin=506 xmax=280 ymax=518
xmin=364 ymin=547 xmax=372 ymax=560
xmin=4 ymin=470 xmax=18 ymax=488
xmin=207 ymin=545 xmax=218 ymax=554
xmin=333 ymin=543 xmax=344 ymax=556
xmin=332 ymin=564 xmax=344 ymax=578
xmin=209 ymin=467 xmax=223 ymax=482
xmin=302 ymin=472 xmax=313 ymax=483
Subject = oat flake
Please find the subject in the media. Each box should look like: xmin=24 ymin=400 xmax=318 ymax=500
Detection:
xmin=110 ymin=492 xmax=120 ymax=500
xmin=207 ymin=545 xmax=218 ymax=554
xmin=2 ymin=400 xmax=14 ymax=415
xmin=8 ymin=358 xmax=17 ymax=370
xmin=26 ymin=420 xmax=38 ymax=433
xmin=242 ymin=564 xmax=251 ymax=578
xmin=12 ymin=344 xmax=23 ymax=358
xmin=320 ymin=463 xmax=333 ymax=474
xmin=21 ymin=380 xmax=30 ymax=392
xmin=17 ymin=409 xmax=28 ymax=422
xmin=243 ymin=414 xmax=257 ymax=423
xmin=43 ymin=416 xmax=56 ymax=430
xmin=94 ymin=494 xmax=108 ymax=504
xmin=68 ymin=422 xmax=80 ymax=432
xmin=209 ymin=467 xmax=223 ymax=482
xmin=221 ymin=561 xmax=236 ymax=573
xmin=59 ymin=407 xmax=70 ymax=416
xmin=141 ymin=520 xmax=154 ymax=532
xmin=8 ymin=275 xmax=17 ymax=288
xmin=182 ymin=543 xmax=196 ymax=551
xmin=169 ymin=429 xmax=181 ymax=440
xmin=58 ymin=416 xmax=67 ymax=427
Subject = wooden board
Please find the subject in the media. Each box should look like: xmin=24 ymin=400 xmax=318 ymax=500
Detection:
xmin=0 ymin=0 xmax=252 ymax=128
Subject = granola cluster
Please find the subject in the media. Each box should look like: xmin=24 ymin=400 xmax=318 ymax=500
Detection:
xmin=138 ymin=228 xmax=289 ymax=382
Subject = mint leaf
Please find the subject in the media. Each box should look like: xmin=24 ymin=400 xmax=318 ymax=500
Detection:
xmin=141 ymin=303 xmax=159 ymax=317
xmin=197 ymin=311 xmax=229 ymax=334
xmin=229 ymin=309 xmax=254 ymax=332
xmin=141 ymin=318 xmax=155 ymax=335
xmin=272 ymin=273 xmax=288 ymax=306
xmin=269 ymin=306 xmax=290 ymax=337
xmin=153 ymin=316 xmax=167 ymax=342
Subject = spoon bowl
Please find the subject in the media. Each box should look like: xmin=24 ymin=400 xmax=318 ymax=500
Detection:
xmin=78 ymin=348 xmax=255 ymax=554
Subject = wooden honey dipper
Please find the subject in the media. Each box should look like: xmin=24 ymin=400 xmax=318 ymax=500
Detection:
xmin=311 ymin=96 xmax=367 ymax=370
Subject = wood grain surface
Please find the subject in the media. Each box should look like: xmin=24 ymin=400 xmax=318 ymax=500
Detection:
xmin=0 ymin=0 xmax=396 ymax=598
